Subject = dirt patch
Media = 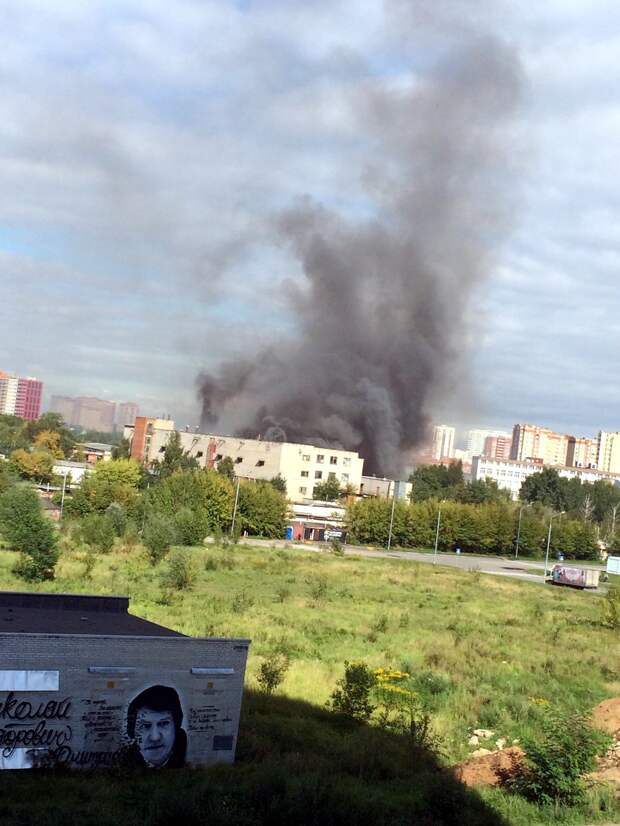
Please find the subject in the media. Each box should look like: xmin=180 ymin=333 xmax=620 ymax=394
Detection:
xmin=592 ymin=697 xmax=620 ymax=738
xmin=452 ymin=746 xmax=525 ymax=788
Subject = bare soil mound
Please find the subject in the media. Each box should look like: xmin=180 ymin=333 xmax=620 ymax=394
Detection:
xmin=452 ymin=746 xmax=525 ymax=788
xmin=592 ymin=697 xmax=620 ymax=738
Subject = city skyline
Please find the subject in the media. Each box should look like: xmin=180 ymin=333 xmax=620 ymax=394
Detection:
xmin=0 ymin=2 xmax=619 ymax=449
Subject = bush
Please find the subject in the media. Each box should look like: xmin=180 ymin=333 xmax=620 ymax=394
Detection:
xmin=143 ymin=515 xmax=177 ymax=564
xmin=514 ymin=707 xmax=611 ymax=805
xmin=256 ymin=654 xmax=289 ymax=694
xmin=162 ymin=549 xmax=199 ymax=590
xmin=105 ymin=502 xmax=127 ymax=537
xmin=601 ymin=586 xmax=620 ymax=629
xmin=0 ymin=486 xmax=58 ymax=581
xmin=328 ymin=661 xmax=376 ymax=722
xmin=173 ymin=507 xmax=210 ymax=546
xmin=79 ymin=513 xmax=116 ymax=552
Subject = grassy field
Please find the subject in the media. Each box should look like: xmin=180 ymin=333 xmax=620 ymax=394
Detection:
xmin=0 ymin=541 xmax=618 ymax=825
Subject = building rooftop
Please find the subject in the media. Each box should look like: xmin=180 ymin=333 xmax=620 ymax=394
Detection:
xmin=81 ymin=442 xmax=114 ymax=451
xmin=0 ymin=591 xmax=186 ymax=637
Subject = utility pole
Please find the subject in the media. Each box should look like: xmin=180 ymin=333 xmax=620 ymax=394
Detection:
xmin=59 ymin=473 xmax=68 ymax=520
xmin=433 ymin=508 xmax=441 ymax=565
xmin=386 ymin=492 xmax=397 ymax=551
xmin=515 ymin=505 xmax=524 ymax=559
xmin=544 ymin=511 xmax=564 ymax=579
xmin=230 ymin=476 xmax=241 ymax=537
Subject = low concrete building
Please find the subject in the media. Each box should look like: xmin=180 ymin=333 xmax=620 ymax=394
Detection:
xmin=471 ymin=455 xmax=620 ymax=500
xmin=53 ymin=460 xmax=93 ymax=486
xmin=125 ymin=418 xmax=364 ymax=500
xmin=0 ymin=591 xmax=249 ymax=770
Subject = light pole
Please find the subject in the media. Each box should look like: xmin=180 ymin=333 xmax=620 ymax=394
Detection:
xmin=544 ymin=511 xmax=565 ymax=579
xmin=433 ymin=508 xmax=441 ymax=565
xmin=515 ymin=503 xmax=530 ymax=559
xmin=59 ymin=472 xmax=68 ymax=520
xmin=386 ymin=492 xmax=397 ymax=551
xmin=230 ymin=476 xmax=241 ymax=537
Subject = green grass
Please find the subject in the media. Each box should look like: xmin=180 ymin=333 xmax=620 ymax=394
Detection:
xmin=0 ymin=542 xmax=618 ymax=825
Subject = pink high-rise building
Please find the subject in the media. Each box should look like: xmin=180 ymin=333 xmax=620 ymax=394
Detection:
xmin=0 ymin=372 xmax=42 ymax=420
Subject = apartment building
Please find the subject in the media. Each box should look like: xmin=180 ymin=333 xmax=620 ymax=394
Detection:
xmin=431 ymin=425 xmax=455 ymax=460
xmin=483 ymin=434 xmax=513 ymax=461
xmin=49 ymin=395 xmax=138 ymax=433
xmin=0 ymin=371 xmax=42 ymax=420
xmin=466 ymin=428 xmax=510 ymax=459
xmin=597 ymin=431 xmax=620 ymax=474
xmin=471 ymin=455 xmax=620 ymax=500
xmin=126 ymin=418 xmax=364 ymax=500
xmin=566 ymin=436 xmax=598 ymax=468
xmin=510 ymin=423 xmax=569 ymax=466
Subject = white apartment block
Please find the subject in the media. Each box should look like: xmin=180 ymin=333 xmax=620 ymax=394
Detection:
xmin=465 ymin=428 xmax=509 ymax=459
xmin=597 ymin=431 xmax=620 ymax=475
xmin=471 ymin=455 xmax=620 ymax=500
xmin=431 ymin=425 xmax=455 ymax=460
xmin=125 ymin=420 xmax=364 ymax=501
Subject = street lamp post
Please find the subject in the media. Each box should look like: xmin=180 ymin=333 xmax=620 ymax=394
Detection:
xmin=544 ymin=511 xmax=565 ymax=580
xmin=515 ymin=503 xmax=530 ymax=559
xmin=59 ymin=473 xmax=68 ymax=520
xmin=433 ymin=508 xmax=441 ymax=565
xmin=230 ymin=476 xmax=241 ymax=537
xmin=386 ymin=492 xmax=397 ymax=552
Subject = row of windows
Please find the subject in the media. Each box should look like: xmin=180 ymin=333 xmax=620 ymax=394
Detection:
xmin=301 ymin=454 xmax=351 ymax=467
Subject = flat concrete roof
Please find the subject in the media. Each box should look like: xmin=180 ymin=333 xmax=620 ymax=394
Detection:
xmin=0 ymin=591 xmax=186 ymax=637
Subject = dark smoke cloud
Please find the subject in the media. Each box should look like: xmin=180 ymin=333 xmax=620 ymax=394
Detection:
xmin=199 ymin=13 xmax=523 ymax=477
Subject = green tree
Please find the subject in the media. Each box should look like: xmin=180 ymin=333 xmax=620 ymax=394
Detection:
xmin=173 ymin=507 xmax=210 ymax=546
xmin=217 ymin=456 xmax=236 ymax=483
xmin=78 ymin=513 xmax=116 ymax=552
xmin=111 ymin=438 xmax=131 ymax=460
xmin=148 ymin=469 xmax=233 ymax=534
xmin=0 ymin=461 xmax=16 ymax=495
xmin=0 ymin=486 xmax=58 ymax=580
xmin=313 ymin=477 xmax=341 ymax=501
xmin=33 ymin=430 xmax=64 ymax=458
xmin=65 ymin=460 xmax=143 ymax=518
xmin=520 ymin=468 xmax=564 ymax=509
xmin=0 ymin=414 xmax=29 ymax=455
xmin=24 ymin=413 xmax=75 ymax=457
xmin=9 ymin=449 xmax=55 ymax=482
xmin=409 ymin=462 xmax=464 ymax=502
xmin=459 ymin=479 xmax=510 ymax=505
xmin=237 ymin=482 xmax=288 ymax=538
xmin=269 ymin=474 xmax=287 ymax=495
xmin=143 ymin=514 xmax=177 ymax=564
xmin=153 ymin=431 xmax=199 ymax=479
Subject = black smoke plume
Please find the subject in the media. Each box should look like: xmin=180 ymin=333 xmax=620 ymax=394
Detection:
xmin=199 ymin=20 xmax=522 ymax=477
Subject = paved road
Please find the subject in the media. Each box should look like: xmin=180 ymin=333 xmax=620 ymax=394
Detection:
xmin=236 ymin=537 xmax=607 ymax=590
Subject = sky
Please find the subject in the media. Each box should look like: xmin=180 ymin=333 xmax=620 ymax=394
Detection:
xmin=0 ymin=0 xmax=618 ymax=444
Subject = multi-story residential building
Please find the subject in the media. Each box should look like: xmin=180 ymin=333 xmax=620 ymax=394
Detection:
xmin=49 ymin=395 xmax=136 ymax=432
xmin=115 ymin=402 xmax=139 ymax=431
xmin=125 ymin=418 xmax=364 ymax=500
xmin=431 ymin=425 xmax=455 ymax=460
xmin=359 ymin=476 xmax=412 ymax=499
xmin=483 ymin=434 xmax=513 ymax=461
xmin=510 ymin=423 xmax=569 ymax=467
xmin=471 ymin=455 xmax=620 ymax=500
xmin=566 ymin=436 xmax=598 ymax=468
xmin=596 ymin=431 xmax=620 ymax=474
xmin=465 ymin=428 xmax=510 ymax=459
xmin=0 ymin=371 xmax=42 ymax=420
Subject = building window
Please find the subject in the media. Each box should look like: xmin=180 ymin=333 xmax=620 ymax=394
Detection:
xmin=215 ymin=453 xmax=223 ymax=461
xmin=316 ymin=454 xmax=324 ymax=463
xmin=328 ymin=472 xmax=336 ymax=480
xmin=299 ymin=486 xmax=307 ymax=494
xmin=315 ymin=471 xmax=323 ymax=479
xmin=158 ymin=446 xmax=166 ymax=453
xmin=256 ymin=460 xmax=265 ymax=466
xmin=341 ymin=473 xmax=349 ymax=482
xmin=330 ymin=456 xmax=338 ymax=465
xmin=196 ymin=451 xmax=203 ymax=458
xmin=235 ymin=457 xmax=243 ymax=464
xmin=343 ymin=457 xmax=351 ymax=467
xmin=302 ymin=454 xmax=310 ymax=462
xmin=301 ymin=470 xmax=309 ymax=477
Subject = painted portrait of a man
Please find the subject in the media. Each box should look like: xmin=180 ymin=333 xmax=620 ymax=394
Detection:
xmin=126 ymin=685 xmax=187 ymax=768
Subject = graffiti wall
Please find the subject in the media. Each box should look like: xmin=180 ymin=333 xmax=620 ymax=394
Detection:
xmin=0 ymin=635 xmax=249 ymax=770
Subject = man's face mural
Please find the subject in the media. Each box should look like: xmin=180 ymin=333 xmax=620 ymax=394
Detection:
xmin=135 ymin=707 xmax=175 ymax=767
